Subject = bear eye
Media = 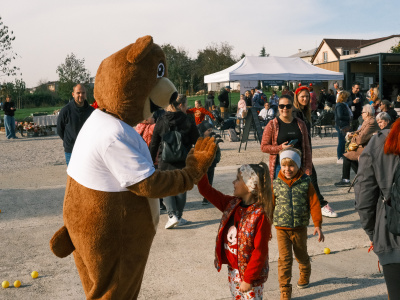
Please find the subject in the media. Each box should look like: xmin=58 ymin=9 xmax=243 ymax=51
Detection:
xmin=157 ymin=63 xmax=165 ymax=78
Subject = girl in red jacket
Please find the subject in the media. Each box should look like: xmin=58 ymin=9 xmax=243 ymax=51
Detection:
xmin=197 ymin=163 xmax=273 ymax=299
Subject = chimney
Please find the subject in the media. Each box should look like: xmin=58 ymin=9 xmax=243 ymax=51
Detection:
xmin=298 ymin=49 xmax=302 ymax=53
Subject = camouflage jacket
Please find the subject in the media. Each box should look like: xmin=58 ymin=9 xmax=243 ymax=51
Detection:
xmin=273 ymin=174 xmax=311 ymax=228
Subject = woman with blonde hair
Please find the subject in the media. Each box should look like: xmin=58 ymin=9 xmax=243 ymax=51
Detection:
xmin=335 ymin=91 xmax=352 ymax=164
xmin=293 ymin=85 xmax=338 ymax=217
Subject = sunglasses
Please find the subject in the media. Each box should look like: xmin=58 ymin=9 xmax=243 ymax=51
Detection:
xmin=278 ymin=104 xmax=293 ymax=109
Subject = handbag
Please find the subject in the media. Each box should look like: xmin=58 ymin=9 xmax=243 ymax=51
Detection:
xmin=348 ymin=142 xmax=359 ymax=151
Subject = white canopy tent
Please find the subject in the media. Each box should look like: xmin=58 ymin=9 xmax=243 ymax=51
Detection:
xmin=204 ymin=56 xmax=344 ymax=83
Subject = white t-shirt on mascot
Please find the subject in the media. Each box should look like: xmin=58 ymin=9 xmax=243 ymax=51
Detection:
xmin=67 ymin=109 xmax=155 ymax=192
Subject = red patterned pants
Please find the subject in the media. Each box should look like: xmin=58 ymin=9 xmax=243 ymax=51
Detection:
xmin=228 ymin=266 xmax=264 ymax=299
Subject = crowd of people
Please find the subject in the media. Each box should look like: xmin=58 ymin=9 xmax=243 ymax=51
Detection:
xmin=5 ymin=80 xmax=397 ymax=299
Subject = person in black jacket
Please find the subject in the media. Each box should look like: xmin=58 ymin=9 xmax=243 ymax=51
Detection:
xmin=3 ymin=96 xmax=17 ymax=139
xmin=335 ymin=91 xmax=351 ymax=164
xmin=205 ymin=91 xmax=215 ymax=111
xmin=57 ymin=84 xmax=94 ymax=166
xmin=149 ymin=94 xmax=199 ymax=229
xmin=217 ymin=86 xmax=231 ymax=119
xmin=347 ymin=82 xmax=365 ymax=131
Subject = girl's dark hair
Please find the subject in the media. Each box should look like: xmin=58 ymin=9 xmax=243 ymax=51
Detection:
xmin=279 ymin=94 xmax=293 ymax=103
xmin=170 ymin=94 xmax=187 ymax=109
xmin=247 ymin=162 xmax=273 ymax=225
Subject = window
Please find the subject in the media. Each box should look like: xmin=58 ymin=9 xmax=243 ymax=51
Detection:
xmin=323 ymin=52 xmax=328 ymax=63
xmin=343 ymin=50 xmax=349 ymax=55
xmin=354 ymin=50 xmax=359 ymax=54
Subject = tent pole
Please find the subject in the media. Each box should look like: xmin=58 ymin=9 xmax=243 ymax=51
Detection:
xmin=229 ymin=81 xmax=231 ymax=116
xmin=379 ymin=54 xmax=383 ymax=100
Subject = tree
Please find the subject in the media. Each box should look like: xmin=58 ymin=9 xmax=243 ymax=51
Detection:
xmin=161 ymin=44 xmax=192 ymax=94
xmin=56 ymin=53 xmax=90 ymax=101
xmin=0 ymin=16 xmax=20 ymax=77
xmin=391 ymin=42 xmax=400 ymax=54
xmin=259 ymin=46 xmax=269 ymax=57
xmin=195 ymin=42 xmax=237 ymax=89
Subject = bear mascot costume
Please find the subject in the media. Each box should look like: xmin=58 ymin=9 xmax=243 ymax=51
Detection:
xmin=50 ymin=35 xmax=216 ymax=299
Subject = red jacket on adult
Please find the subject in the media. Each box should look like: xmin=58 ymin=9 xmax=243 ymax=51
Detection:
xmin=197 ymin=175 xmax=271 ymax=286
xmin=261 ymin=117 xmax=312 ymax=180
xmin=186 ymin=107 xmax=215 ymax=125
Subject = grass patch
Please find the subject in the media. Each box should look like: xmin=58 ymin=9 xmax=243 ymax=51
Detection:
xmin=1 ymin=106 xmax=63 ymax=122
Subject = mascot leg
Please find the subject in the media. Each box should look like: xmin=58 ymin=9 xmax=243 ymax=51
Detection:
xmin=64 ymin=179 xmax=157 ymax=299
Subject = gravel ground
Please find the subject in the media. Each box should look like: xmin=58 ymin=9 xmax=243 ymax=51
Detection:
xmin=0 ymin=129 xmax=389 ymax=300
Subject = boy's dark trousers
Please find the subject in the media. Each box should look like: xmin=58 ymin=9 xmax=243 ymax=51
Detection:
xmin=276 ymin=227 xmax=311 ymax=290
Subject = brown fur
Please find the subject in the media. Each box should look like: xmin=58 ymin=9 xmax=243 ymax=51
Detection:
xmin=50 ymin=36 xmax=216 ymax=299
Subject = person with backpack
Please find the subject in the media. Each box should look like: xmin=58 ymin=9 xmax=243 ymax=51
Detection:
xmin=149 ymin=94 xmax=199 ymax=229
xmin=355 ymin=118 xmax=400 ymax=299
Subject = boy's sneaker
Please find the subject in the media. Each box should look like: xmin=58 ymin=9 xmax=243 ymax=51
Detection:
xmin=297 ymin=282 xmax=309 ymax=289
xmin=165 ymin=215 xmax=179 ymax=229
xmin=334 ymin=179 xmax=350 ymax=187
xmin=337 ymin=157 xmax=343 ymax=164
xmin=176 ymin=217 xmax=188 ymax=226
xmin=202 ymin=199 xmax=209 ymax=205
xmin=321 ymin=204 xmax=338 ymax=218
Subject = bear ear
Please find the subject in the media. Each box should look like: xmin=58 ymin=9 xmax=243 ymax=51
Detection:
xmin=127 ymin=35 xmax=154 ymax=64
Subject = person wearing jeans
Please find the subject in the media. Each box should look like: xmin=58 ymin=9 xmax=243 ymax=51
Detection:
xmin=3 ymin=96 xmax=17 ymax=139
xmin=163 ymin=192 xmax=187 ymax=220
xmin=335 ymin=91 xmax=351 ymax=164
xmin=335 ymin=105 xmax=379 ymax=187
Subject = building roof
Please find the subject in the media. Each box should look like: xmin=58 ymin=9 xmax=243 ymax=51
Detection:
xmin=311 ymin=38 xmax=381 ymax=63
xmin=289 ymin=48 xmax=317 ymax=58
xmin=359 ymin=34 xmax=400 ymax=48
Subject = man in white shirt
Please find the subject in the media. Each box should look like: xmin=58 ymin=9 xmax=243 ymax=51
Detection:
xmin=258 ymin=102 xmax=275 ymax=125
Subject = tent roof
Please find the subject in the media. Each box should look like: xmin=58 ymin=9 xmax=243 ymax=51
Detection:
xmin=204 ymin=56 xmax=343 ymax=83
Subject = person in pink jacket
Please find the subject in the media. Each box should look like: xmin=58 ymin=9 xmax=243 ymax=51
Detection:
xmin=260 ymin=94 xmax=312 ymax=180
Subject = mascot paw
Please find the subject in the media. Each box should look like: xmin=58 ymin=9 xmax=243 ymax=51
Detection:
xmin=50 ymin=226 xmax=75 ymax=258
xmin=185 ymin=137 xmax=217 ymax=183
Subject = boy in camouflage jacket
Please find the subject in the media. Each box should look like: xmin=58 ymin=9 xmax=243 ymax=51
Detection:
xmin=272 ymin=148 xmax=324 ymax=300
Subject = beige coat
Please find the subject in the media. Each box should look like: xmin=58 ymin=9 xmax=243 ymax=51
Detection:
xmin=344 ymin=116 xmax=379 ymax=161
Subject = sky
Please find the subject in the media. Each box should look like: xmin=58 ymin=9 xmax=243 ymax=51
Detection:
xmin=2 ymin=0 xmax=399 ymax=88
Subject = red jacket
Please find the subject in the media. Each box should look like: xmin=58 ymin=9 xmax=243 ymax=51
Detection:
xmin=261 ymin=117 xmax=312 ymax=180
xmin=198 ymin=175 xmax=271 ymax=286
xmin=135 ymin=123 xmax=155 ymax=147
xmin=186 ymin=107 xmax=215 ymax=125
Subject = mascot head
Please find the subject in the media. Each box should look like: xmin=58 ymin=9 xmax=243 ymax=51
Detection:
xmin=94 ymin=35 xmax=177 ymax=126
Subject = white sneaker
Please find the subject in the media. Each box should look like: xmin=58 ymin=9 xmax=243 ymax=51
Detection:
xmin=321 ymin=204 xmax=338 ymax=218
xmin=165 ymin=215 xmax=179 ymax=229
xmin=337 ymin=158 xmax=343 ymax=164
xmin=176 ymin=217 xmax=188 ymax=226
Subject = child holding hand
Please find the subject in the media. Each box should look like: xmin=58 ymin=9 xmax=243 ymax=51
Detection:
xmin=198 ymin=163 xmax=273 ymax=299
xmin=273 ymin=148 xmax=324 ymax=300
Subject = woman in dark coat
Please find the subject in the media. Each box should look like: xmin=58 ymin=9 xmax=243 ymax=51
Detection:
xmin=150 ymin=94 xmax=199 ymax=229
xmin=335 ymin=91 xmax=352 ymax=163
xmin=334 ymin=104 xmax=379 ymax=187
xmin=355 ymin=119 xmax=400 ymax=299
